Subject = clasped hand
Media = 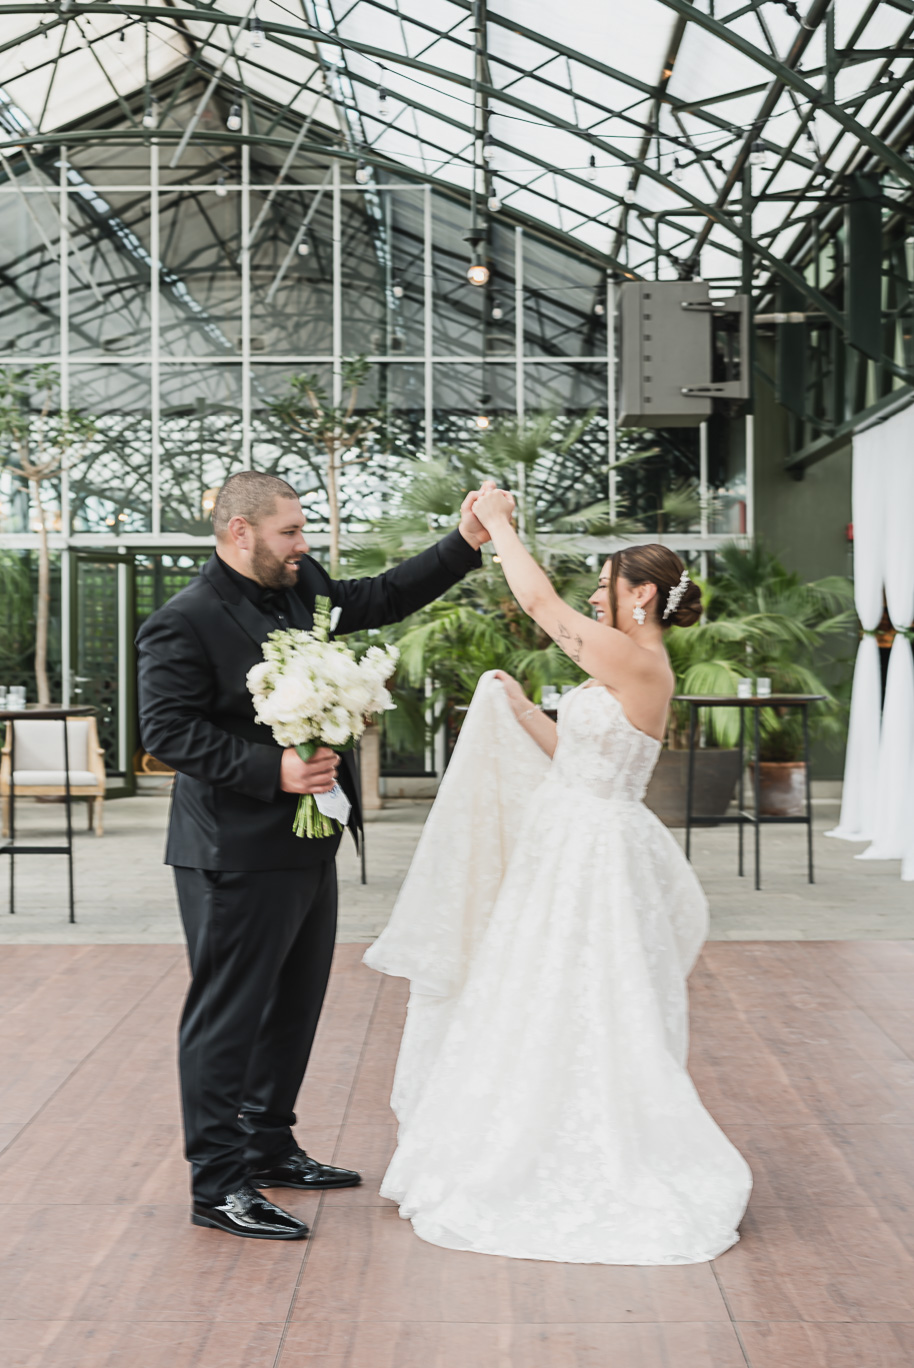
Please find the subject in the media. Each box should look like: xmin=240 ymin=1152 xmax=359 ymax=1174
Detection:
xmin=459 ymin=481 xmax=517 ymax=548
xmin=280 ymin=746 xmax=340 ymax=795
xmin=468 ymin=486 xmax=516 ymax=532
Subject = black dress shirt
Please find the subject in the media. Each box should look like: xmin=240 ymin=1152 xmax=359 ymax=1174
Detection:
xmin=216 ymin=555 xmax=293 ymax=628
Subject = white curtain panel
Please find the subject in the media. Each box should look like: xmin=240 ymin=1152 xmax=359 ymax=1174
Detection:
xmin=858 ymin=408 xmax=914 ymax=863
xmin=826 ymin=425 xmax=886 ymax=842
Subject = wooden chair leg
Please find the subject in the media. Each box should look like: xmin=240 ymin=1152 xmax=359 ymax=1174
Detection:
xmin=87 ymin=798 xmax=94 ymax=831
xmin=95 ymin=796 xmax=104 ymax=837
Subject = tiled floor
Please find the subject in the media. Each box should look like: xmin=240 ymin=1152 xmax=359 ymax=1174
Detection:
xmin=2 ymin=941 xmax=913 ymax=1367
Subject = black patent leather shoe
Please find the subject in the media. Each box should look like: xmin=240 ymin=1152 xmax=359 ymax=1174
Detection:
xmin=250 ymin=1146 xmax=361 ymax=1191
xmin=191 ymin=1183 xmax=309 ymax=1239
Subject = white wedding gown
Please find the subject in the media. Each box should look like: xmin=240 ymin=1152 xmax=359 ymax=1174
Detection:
xmin=364 ymin=673 xmax=751 ymax=1265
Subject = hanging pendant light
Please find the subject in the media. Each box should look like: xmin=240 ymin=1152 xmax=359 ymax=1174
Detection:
xmin=226 ymin=101 xmax=243 ymax=132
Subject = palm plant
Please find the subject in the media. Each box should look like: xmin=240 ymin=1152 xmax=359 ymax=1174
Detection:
xmin=667 ymin=543 xmax=855 ymax=755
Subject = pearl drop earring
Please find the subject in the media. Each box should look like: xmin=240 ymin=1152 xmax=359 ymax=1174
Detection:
xmin=632 ymin=604 xmax=646 ymax=626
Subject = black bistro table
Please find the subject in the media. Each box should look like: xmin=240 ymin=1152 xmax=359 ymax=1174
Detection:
xmin=675 ymin=693 xmax=825 ymax=891
xmin=0 ymin=705 xmax=97 ymax=923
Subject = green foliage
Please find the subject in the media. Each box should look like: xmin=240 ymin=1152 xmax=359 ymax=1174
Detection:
xmin=666 ymin=542 xmax=855 ymax=756
xmin=344 ymin=414 xmax=854 ymax=763
xmin=0 ymin=550 xmax=35 ymax=680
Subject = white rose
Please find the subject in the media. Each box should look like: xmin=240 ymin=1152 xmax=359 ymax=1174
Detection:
xmin=268 ymin=676 xmax=317 ymax=725
xmin=246 ymin=661 xmax=272 ymax=696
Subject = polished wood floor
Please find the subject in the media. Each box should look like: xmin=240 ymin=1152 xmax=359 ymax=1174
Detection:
xmin=2 ymin=940 xmax=913 ymax=1368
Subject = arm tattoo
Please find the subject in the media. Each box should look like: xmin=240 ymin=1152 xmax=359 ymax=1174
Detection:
xmin=556 ymin=620 xmax=583 ymax=663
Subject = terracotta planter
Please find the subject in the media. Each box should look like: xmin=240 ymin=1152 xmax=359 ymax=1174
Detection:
xmin=644 ymin=748 xmax=742 ymax=828
xmin=749 ymin=761 xmax=807 ymax=817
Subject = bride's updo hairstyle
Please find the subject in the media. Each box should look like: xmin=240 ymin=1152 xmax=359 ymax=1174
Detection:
xmin=608 ymin=546 xmax=702 ymax=630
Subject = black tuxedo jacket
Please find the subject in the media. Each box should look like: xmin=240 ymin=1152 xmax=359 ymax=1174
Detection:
xmin=136 ymin=531 xmax=480 ymax=871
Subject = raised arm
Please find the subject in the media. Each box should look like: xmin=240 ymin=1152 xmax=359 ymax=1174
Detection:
xmin=471 ymin=490 xmax=651 ymax=689
xmin=310 ymin=485 xmax=498 ymax=634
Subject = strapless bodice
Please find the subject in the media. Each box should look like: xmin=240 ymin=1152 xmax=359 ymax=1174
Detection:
xmin=548 ymin=683 xmax=662 ymax=804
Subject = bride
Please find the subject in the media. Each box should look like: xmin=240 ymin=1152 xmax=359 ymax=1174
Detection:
xmin=364 ymin=488 xmax=752 ymax=1265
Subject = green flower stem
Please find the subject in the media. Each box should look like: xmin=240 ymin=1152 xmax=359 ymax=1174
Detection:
xmin=293 ymin=794 xmax=340 ymax=840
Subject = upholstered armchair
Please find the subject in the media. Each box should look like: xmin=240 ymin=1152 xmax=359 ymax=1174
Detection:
xmin=1 ymin=716 xmax=107 ymax=836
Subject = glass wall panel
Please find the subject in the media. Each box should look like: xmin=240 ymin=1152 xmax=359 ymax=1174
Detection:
xmin=431 ymin=191 xmax=485 ymax=358
xmin=249 ymin=186 xmax=334 ymax=355
xmin=339 ymin=188 xmax=387 ymax=357
xmin=0 ymin=191 xmax=61 ymax=357
xmin=67 ymin=187 xmax=152 ymax=356
xmin=0 ymin=366 xmax=66 ymax=534
xmin=385 ymin=190 xmax=426 ymax=358
xmin=158 ymin=188 xmax=242 ymax=358
xmin=523 ymin=362 xmax=609 ymax=523
xmin=69 ymin=363 xmax=152 ymax=534
xmin=340 ymin=187 xmax=426 ymax=357
xmin=160 ymin=363 xmax=243 ymax=533
xmin=254 ymin=363 xmax=425 ymax=531
xmin=523 ymin=234 xmax=606 ymax=359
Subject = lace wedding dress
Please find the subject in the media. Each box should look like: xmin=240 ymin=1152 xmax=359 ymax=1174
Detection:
xmin=364 ymin=673 xmax=752 ymax=1264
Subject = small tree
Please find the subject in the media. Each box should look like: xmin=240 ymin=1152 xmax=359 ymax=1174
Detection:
xmin=0 ymin=367 xmax=95 ymax=705
xmin=269 ymin=356 xmax=381 ymax=574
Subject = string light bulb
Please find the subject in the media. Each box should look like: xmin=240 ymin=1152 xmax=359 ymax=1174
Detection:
xmin=487 ymin=193 xmax=501 ymax=212
xmin=297 ymin=238 xmax=310 ymax=256
xmin=226 ymin=101 xmax=242 ymax=132
xmin=355 ymin=159 xmax=370 ymax=184
xmin=215 ymin=176 xmax=228 ymax=197
xmin=474 ymin=414 xmax=491 ymax=429
xmin=491 ymin=301 xmax=503 ymax=320
xmin=482 ymin=132 xmax=494 ymax=162
xmin=466 ymin=261 xmax=490 ymax=286
xmin=750 ymin=140 xmax=771 ymax=168
xmin=587 ymin=154 xmax=597 ymax=183
xmin=594 ymin=301 xmax=605 ymax=316
xmin=392 ymin=280 xmax=404 ymax=298
xmin=250 ymin=16 xmax=265 ymax=48
xmin=142 ymin=96 xmax=159 ymax=129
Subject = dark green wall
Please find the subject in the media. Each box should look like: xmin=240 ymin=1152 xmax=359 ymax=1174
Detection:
xmin=753 ymin=340 xmax=853 ymax=582
xmin=750 ymin=339 xmax=855 ymax=779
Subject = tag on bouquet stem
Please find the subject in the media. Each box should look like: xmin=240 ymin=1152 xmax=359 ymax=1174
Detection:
xmin=315 ymin=783 xmax=352 ymax=826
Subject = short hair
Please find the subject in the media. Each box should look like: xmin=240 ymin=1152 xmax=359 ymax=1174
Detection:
xmin=212 ymin=471 xmax=300 ymax=537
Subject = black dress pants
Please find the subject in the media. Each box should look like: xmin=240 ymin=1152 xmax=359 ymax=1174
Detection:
xmin=173 ymin=861 xmax=337 ymax=1204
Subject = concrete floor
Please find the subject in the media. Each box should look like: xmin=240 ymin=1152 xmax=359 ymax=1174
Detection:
xmin=0 ymin=792 xmax=910 ymax=943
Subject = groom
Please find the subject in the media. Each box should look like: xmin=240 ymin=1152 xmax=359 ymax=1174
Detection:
xmin=137 ymin=470 xmax=492 ymax=1239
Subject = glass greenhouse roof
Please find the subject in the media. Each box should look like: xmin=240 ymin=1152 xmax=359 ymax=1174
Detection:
xmin=1 ymin=0 xmax=913 ymax=290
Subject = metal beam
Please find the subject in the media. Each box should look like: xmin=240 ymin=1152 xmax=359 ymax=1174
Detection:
xmin=655 ymin=0 xmax=914 ymax=186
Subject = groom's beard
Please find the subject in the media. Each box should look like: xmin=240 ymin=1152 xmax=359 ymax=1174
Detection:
xmin=250 ymin=537 xmax=300 ymax=589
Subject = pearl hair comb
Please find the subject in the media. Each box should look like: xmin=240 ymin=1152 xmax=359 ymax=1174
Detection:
xmin=662 ymin=569 xmax=690 ymax=621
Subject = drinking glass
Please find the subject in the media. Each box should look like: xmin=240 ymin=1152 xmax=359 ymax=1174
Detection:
xmin=737 ymin=678 xmax=753 ymax=699
xmin=756 ymin=677 xmax=772 ymax=698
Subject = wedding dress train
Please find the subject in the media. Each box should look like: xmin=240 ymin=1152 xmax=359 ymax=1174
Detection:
xmin=364 ymin=674 xmax=751 ymax=1264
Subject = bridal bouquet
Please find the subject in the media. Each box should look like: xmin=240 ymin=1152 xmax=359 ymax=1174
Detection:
xmin=247 ymin=596 xmax=398 ymax=839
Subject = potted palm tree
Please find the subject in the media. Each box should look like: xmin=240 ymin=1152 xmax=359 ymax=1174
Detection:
xmin=707 ymin=544 xmax=853 ymax=816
